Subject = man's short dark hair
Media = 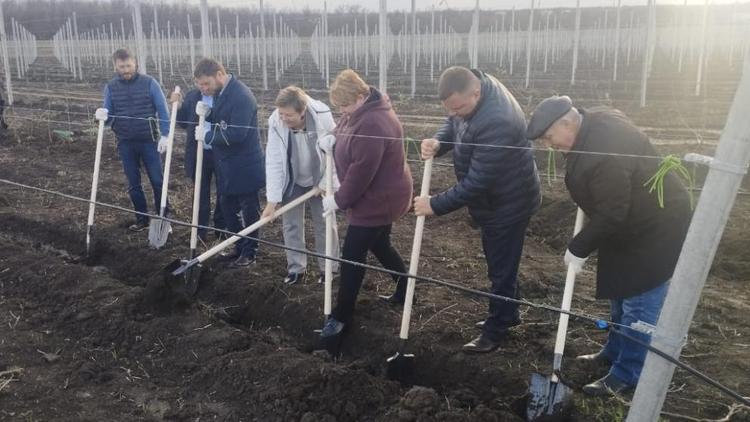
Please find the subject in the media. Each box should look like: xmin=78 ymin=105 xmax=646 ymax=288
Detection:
xmin=194 ymin=58 xmax=226 ymax=78
xmin=112 ymin=48 xmax=134 ymax=62
xmin=438 ymin=66 xmax=478 ymax=101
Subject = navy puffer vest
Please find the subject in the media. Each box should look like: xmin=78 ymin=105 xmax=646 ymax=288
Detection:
xmin=107 ymin=73 xmax=159 ymax=143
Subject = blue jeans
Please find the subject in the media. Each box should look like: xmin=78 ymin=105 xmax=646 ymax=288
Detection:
xmin=117 ymin=141 xmax=165 ymax=224
xmin=220 ymin=192 xmax=260 ymax=258
xmin=603 ymin=281 xmax=670 ymax=386
xmin=480 ymin=218 xmax=529 ymax=341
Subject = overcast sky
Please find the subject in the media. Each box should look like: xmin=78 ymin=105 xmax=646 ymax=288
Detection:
xmin=198 ymin=0 xmax=748 ymax=12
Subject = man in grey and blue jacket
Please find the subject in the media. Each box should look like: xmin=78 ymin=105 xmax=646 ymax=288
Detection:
xmin=96 ymin=48 xmax=171 ymax=232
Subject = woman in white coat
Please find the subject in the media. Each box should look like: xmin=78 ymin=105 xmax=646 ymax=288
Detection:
xmin=262 ymin=86 xmax=340 ymax=285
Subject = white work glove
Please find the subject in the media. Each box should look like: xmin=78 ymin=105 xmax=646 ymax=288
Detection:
xmin=95 ymin=108 xmax=108 ymax=121
xmin=322 ymin=195 xmax=339 ymax=218
xmin=564 ymin=249 xmax=588 ymax=275
xmin=194 ymin=123 xmax=211 ymax=142
xmin=318 ymin=134 xmax=336 ymax=154
xmin=157 ymin=136 xmax=169 ymax=154
xmin=195 ymin=100 xmax=211 ymax=117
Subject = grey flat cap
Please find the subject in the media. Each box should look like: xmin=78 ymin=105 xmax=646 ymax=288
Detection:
xmin=526 ymin=95 xmax=573 ymax=140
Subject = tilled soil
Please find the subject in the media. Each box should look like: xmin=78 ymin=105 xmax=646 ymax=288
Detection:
xmin=1 ymin=73 xmax=749 ymax=421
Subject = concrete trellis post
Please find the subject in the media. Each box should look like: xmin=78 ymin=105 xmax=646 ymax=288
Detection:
xmin=260 ymin=0 xmax=268 ymax=90
xmin=410 ymin=0 xmax=416 ymax=98
xmin=641 ymin=0 xmax=656 ymax=108
xmin=525 ymin=0 xmax=534 ymax=89
xmin=626 ymin=55 xmax=750 ymax=422
xmin=133 ymin=1 xmax=147 ymax=74
xmin=695 ymin=0 xmax=710 ymax=97
xmin=379 ymin=0 xmax=387 ymax=94
xmin=571 ymin=0 xmax=581 ymax=85
xmin=613 ymin=0 xmax=622 ymax=81
xmin=0 ymin=3 xmax=12 ymax=105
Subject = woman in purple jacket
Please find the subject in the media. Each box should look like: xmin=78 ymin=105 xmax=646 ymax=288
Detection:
xmin=319 ymin=69 xmax=413 ymax=339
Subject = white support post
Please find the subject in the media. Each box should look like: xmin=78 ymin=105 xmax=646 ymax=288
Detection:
xmin=200 ymin=0 xmax=210 ymax=58
xmin=626 ymin=56 xmax=750 ymax=422
xmin=260 ymin=0 xmax=268 ymax=90
xmin=410 ymin=0 xmax=416 ymax=98
xmin=133 ymin=1 xmax=147 ymax=74
xmin=571 ymin=0 xmax=581 ymax=85
xmin=379 ymin=0 xmax=388 ymax=94
xmin=0 ymin=3 xmax=12 ymax=105
xmin=641 ymin=0 xmax=656 ymax=108
xmin=695 ymin=0 xmax=710 ymax=96
xmin=525 ymin=0 xmax=534 ymax=88
xmin=613 ymin=0 xmax=622 ymax=81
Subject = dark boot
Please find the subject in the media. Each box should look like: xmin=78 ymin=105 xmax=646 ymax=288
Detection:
xmin=462 ymin=334 xmax=504 ymax=354
xmin=582 ymin=373 xmax=633 ymax=397
xmin=576 ymin=350 xmax=612 ymax=365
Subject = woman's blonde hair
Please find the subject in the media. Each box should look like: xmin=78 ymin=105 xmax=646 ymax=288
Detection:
xmin=330 ymin=69 xmax=369 ymax=107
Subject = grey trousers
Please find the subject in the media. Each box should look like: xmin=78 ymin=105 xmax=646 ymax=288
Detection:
xmin=282 ymin=184 xmax=340 ymax=274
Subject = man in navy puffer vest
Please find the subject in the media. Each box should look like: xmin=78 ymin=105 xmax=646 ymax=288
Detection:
xmin=415 ymin=67 xmax=541 ymax=354
xmin=96 ymin=48 xmax=171 ymax=232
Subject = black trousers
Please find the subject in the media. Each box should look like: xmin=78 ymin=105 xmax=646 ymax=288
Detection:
xmin=220 ymin=191 xmax=260 ymax=258
xmin=332 ymin=224 xmax=407 ymax=323
xmin=480 ymin=218 xmax=530 ymax=341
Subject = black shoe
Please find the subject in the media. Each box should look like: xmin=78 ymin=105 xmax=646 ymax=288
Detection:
xmin=475 ymin=318 xmax=520 ymax=330
xmin=219 ymin=249 xmax=241 ymax=261
xmin=576 ymin=351 xmax=612 ymax=365
xmin=230 ymin=256 xmax=256 ymax=268
xmin=462 ymin=334 xmax=503 ymax=354
xmin=320 ymin=317 xmax=345 ymax=338
xmin=128 ymin=221 xmax=149 ymax=232
xmin=582 ymin=373 xmax=633 ymax=397
xmin=378 ymin=293 xmax=406 ymax=305
xmin=283 ymin=272 xmax=305 ymax=285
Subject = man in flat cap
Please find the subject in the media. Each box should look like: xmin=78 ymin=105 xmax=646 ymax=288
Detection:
xmin=415 ymin=66 xmax=541 ymax=353
xmin=527 ymin=96 xmax=692 ymax=396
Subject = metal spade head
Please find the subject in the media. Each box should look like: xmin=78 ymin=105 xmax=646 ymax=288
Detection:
xmin=148 ymin=219 xmax=171 ymax=249
xmin=527 ymin=374 xmax=573 ymax=421
xmin=386 ymin=350 xmax=415 ymax=385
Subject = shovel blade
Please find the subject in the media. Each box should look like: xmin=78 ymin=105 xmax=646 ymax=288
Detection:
xmin=386 ymin=351 xmax=415 ymax=384
xmin=527 ymin=374 xmax=573 ymax=421
xmin=148 ymin=220 xmax=171 ymax=249
xmin=162 ymin=259 xmax=202 ymax=298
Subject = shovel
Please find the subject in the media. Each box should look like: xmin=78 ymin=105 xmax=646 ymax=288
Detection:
xmin=386 ymin=158 xmax=433 ymax=384
xmin=85 ymin=116 xmax=106 ymax=257
xmin=164 ymin=187 xmax=322 ymax=297
xmin=527 ymin=208 xmax=585 ymax=421
xmin=323 ymin=152 xmax=335 ymax=318
xmin=148 ymin=86 xmax=181 ymax=248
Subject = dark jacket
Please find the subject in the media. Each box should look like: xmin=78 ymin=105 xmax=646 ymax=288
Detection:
xmin=566 ymin=107 xmax=691 ymax=300
xmin=177 ymin=89 xmax=216 ymax=179
xmin=104 ymin=72 xmax=169 ymax=143
xmin=431 ymin=69 xmax=541 ymax=226
xmin=333 ymin=87 xmax=413 ymax=227
xmin=204 ymin=75 xmax=265 ymax=195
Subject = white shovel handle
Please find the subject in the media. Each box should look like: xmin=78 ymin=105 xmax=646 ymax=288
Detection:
xmin=193 ymin=188 xmax=321 ymax=265
xmin=86 ymin=119 xmax=106 ymax=229
xmin=324 ymin=153 xmax=335 ymax=316
xmin=189 ymin=110 xmax=206 ymax=252
xmin=158 ymin=86 xmax=180 ymax=214
xmin=398 ymin=158 xmax=433 ymax=340
xmin=551 ymin=207 xmax=586 ymax=378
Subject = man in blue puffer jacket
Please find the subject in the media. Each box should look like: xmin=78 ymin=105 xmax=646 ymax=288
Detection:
xmin=97 ymin=48 xmax=171 ymax=232
xmin=415 ymin=66 xmax=541 ymax=353
xmin=193 ymin=58 xmax=265 ymax=268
